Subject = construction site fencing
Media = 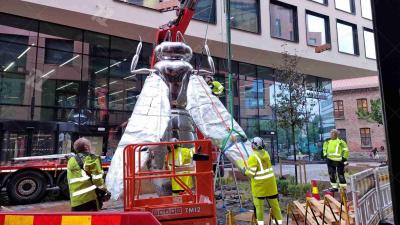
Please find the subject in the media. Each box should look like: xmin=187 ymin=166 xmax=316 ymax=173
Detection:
xmin=374 ymin=166 xmax=392 ymax=219
xmin=350 ymin=166 xmax=392 ymax=225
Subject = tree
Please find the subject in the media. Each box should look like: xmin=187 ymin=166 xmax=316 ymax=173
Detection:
xmin=273 ymin=50 xmax=313 ymax=184
xmin=356 ymin=99 xmax=383 ymax=125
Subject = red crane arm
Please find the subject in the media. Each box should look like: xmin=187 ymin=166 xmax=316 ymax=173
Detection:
xmin=151 ymin=0 xmax=198 ymax=67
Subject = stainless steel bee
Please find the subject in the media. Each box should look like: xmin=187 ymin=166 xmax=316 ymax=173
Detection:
xmin=106 ymin=31 xmax=253 ymax=200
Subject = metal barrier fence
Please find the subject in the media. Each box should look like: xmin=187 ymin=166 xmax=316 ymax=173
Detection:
xmin=350 ymin=166 xmax=393 ymax=225
xmin=375 ymin=166 xmax=392 ymax=219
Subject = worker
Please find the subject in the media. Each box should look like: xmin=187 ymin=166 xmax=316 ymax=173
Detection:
xmin=67 ymin=138 xmax=109 ymax=211
xmin=205 ymin=76 xmax=224 ymax=96
xmin=243 ymin=137 xmax=283 ymax=225
xmin=167 ymin=138 xmax=194 ymax=195
xmin=323 ymin=129 xmax=349 ymax=191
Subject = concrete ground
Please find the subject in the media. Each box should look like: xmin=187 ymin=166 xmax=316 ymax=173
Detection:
xmin=273 ymin=161 xmax=383 ymax=183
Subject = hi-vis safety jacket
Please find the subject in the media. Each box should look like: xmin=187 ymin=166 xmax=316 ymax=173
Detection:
xmin=67 ymin=153 xmax=106 ymax=208
xmin=167 ymin=147 xmax=194 ymax=191
xmin=245 ymin=149 xmax=278 ymax=197
xmin=210 ymin=81 xmax=224 ymax=95
xmin=323 ymin=138 xmax=349 ymax=162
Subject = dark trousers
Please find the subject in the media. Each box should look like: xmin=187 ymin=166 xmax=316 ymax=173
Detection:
xmin=71 ymin=200 xmax=98 ymax=212
xmin=327 ymin=159 xmax=346 ymax=188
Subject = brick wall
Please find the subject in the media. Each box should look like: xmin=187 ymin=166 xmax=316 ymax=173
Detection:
xmin=333 ymin=87 xmax=386 ymax=157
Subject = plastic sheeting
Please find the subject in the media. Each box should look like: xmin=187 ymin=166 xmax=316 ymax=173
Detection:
xmin=186 ymin=75 xmax=253 ymax=170
xmin=106 ymin=74 xmax=171 ymax=200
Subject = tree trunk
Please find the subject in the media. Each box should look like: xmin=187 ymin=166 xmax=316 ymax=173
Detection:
xmin=291 ymin=125 xmax=298 ymax=184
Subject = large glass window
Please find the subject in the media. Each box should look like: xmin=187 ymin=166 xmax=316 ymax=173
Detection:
xmin=336 ymin=20 xmax=359 ymax=55
xmin=361 ymin=0 xmax=372 ymax=20
xmin=306 ymin=11 xmax=330 ymax=46
xmin=193 ymin=0 xmax=216 ymax=23
xmin=44 ymin=39 xmax=74 ymax=64
xmin=319 ymin=78 xmax=334 ymax=140
xmin=335 ymin=0 xmax=355 ymax=13
xmin=270 ymin=1 xmax=298 ymax=42
xmin=363 ymin=28 xmax=376 ymax=59
xmin=0 ymin=14 xmax=39 ymax=120
xmin=231 ymin=0 xmax=260 ymax=33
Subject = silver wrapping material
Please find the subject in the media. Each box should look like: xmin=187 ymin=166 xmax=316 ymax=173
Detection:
xmin=106 ymin=74 xmax=171 ymax=200
xmin=186 ymin=75 xmax=253 ymax=169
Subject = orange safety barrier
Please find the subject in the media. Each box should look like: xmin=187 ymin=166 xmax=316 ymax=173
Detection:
xmin=0 ymin=212 xmax=160 ymax=225
xmin=123 ymin=140 xmax=216 ymax=225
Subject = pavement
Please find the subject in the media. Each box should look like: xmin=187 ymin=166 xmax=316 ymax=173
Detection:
xmin=273 ymin=161 xmax=383 ymax=183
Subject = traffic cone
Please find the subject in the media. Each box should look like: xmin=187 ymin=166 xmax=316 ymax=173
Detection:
xmin=311 ymin=180 xmax=320 ymax=200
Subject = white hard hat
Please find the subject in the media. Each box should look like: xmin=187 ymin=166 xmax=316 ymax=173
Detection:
xmin=169 ymin=137 xmax=179 ymax=142
xmin=251 ymin=137 xmax=265 ymax=150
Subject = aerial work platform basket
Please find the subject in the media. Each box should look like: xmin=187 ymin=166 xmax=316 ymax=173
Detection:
xmin=123 ymin=139 xmax=216 ymax=225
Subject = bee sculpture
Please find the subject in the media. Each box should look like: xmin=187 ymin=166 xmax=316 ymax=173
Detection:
xmin=106 ymin=31 xmax=253 ymax=199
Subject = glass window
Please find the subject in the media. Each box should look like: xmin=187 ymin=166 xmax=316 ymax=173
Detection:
xmin=239 ymin=63 xmax=258 ymax=115
xmin=44 ymin=39 xmax=74 ymax=64
xmin=0 ymin=14 xmax=39 ymax=121
xmin=270 ymin=1 xmax=298 ymax=42
xmin=336 ymin=20 xmax=359 ymax=55
xmin=38 ymin=22 xmax=83 ymax=53
xmin=357 ymin=98 xmax=368 ymax=112
xmin=335 ymin=0 xmax=355 ymax=13
xmin=310 ymin=0 xmax=327 ymax=5
xmin=0 ymin=13 xmax=38 ymax=46
xmin=363 ymin=28 xmax=376 ymax=59
xmin=361 ymin=0 xmax=372 ymax=20
xmin=333 ymin=100 xmax=344 ymax=119
xmin=306 ymin=11 xmax=330 ymax=46
xmin=360 ymin=128 xmax=371 ymax=147
xmin=318 ymin=78 xmax=334 ymax=140
xmin=121 ymin=0 xmax=160 ymax=9
xmin=231 ymin=0 xmax=260 ymax=33
xmin=338 ymin=128 xmax=347 ymax=141
xmin=256 ymin=67 xmax=274 ymax=115
xmin=83 ymin=31 xmax=110 ymax=57
xmin=193 ymin=0 xmax=216 ymax=23
xmin=0 ymin=73 xmax=25 ymax=105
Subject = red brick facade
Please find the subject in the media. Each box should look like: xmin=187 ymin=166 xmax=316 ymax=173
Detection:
xmin=333 ymin=86 xmax=386 ymax=158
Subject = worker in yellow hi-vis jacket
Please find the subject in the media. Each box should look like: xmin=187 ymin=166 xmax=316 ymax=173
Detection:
xmin=67 ymin=138 xmax=109 ymax=211
xmin=244 ymin=137 xmax=282 ymax=225
xmin=323 ymin=129 xmax=350 ymax=191
xmin=167 ymin=138 xmax=194 ymax=195
xmin=205 ymin=76 xmax=224 ymax=96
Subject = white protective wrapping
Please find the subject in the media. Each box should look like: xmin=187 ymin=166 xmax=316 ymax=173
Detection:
xmin=186 ymin=75 xmax=253 ymax=170
xmin=106 ymin=74 xmax=171 ymax=200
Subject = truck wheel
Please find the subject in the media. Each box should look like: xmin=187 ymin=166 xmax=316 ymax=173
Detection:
xmin=57 ymin=172 xmax=70 ymax=199
xmin=7 ymin=171 xmax=47 ymax=205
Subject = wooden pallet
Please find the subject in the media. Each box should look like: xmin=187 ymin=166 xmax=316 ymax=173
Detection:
xmin=289 ymin=195 xmax=355 ymax=225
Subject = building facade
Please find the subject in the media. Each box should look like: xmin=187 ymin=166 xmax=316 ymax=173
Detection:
xmin=0 ymin=0 xmax=376 ymax=163
xmin=333 ymin=76 xmax=386 ymax=159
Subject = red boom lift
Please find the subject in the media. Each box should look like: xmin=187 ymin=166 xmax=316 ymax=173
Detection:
xmin=0 ymin=1 xmax=218 ymax=224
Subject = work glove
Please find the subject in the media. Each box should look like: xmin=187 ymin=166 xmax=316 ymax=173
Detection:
xmin=240 ymin=167 xmax=246 ymax=175
xmin=103 ymin=191 xmax=111 ymax=202
xmin=342 ymin=159 xmax=349 ymax=167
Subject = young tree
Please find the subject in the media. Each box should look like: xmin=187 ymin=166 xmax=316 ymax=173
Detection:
xmin=273 ymin=50 xmax=313 ymax=184
xmin=356 ymin=99 xmax=383 ymax=125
